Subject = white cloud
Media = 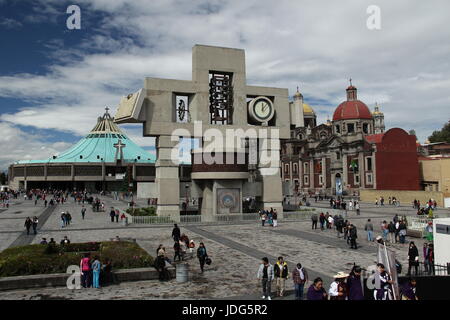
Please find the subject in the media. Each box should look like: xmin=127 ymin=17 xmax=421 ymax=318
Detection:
xmin=0 ymin=0 xmax=449 ymax=168
xmin=0 ymin=122 xmax=71 ymax=170
xmin=0 ymin=17 xmax=23 ymax=29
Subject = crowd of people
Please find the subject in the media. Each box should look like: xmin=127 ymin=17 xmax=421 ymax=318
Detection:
xmin=375 ymin=196 xmax=400 ymax=207
xmin=329 ymin=198 xmax=360 ymax=215
xmin=258 ymin=208 xmax=279 ymax=227
xmin=153 ymin=224 xmax=211 ymax=282
xmin=311 ymin=212 xmax=359 ymax=249
xmin=257 ymin=258 xmax=419 ymax=300
xmin=0 ymin=189 xmax=19 ymax=207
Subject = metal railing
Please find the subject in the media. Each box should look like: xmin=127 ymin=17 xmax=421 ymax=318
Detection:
xmin=409 ymin=262 xmax=450 ymax=277
xmin=180 ymin=215 xmax=202 ymax=224
xmin=283 ymin=211 xmax=316 ymax=221
xmin=129 ymin=215 xmax=175 ymax=224
xmin=124 ymin=206 xmax=364 ymax=225
xmin=215 ymin=213 xmax=260 ymax=222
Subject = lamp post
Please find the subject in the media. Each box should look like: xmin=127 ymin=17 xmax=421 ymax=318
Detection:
xmin=185 ymin=185 xmax=189 ymax=216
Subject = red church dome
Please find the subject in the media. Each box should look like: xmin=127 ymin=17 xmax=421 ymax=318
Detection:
xmin=333 ymin=83 xmax=373 ymax=121
xmin=333 ymin=100 xmax=373 ymax=121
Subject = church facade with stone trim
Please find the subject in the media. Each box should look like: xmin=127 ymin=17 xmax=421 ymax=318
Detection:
xmin=281 ymin=84 xmax=421 ymax=197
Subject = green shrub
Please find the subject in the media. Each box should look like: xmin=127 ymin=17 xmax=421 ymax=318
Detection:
xmin=0 ymin=241 xmax=154 ymax=278
xmin=126 ymin=207 xmax=157 ymax=216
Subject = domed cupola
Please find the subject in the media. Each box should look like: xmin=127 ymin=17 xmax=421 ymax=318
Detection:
xmin=332 ymin=80 xmax=374 ymax=136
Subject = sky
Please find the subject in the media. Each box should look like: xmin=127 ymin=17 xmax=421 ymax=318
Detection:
xmin=0 ymin=0 xmax=449 ymax=171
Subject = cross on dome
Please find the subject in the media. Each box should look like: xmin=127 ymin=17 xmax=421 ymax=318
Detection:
xmin=114 ymin=139 xmax=127 ymax=162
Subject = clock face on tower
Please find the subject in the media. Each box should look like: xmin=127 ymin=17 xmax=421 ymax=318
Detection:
xmin=248 ymin=96 xmax=275 ymax=124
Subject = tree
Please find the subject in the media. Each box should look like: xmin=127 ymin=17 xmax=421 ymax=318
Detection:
xmin=121 ymin=166 xmax=134 ymax=192
xmin=428 ymin=121 xmax=450 ymax=143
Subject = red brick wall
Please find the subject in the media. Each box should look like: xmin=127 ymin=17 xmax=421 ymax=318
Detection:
xmin=374 ymin=128 xmax=421 ymax=190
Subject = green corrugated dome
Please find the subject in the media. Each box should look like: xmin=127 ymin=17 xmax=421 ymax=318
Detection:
xmin=16 ymin=108 xmax=156 ymax=164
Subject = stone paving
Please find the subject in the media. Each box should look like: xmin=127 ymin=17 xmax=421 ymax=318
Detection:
xmin=0 ymin=197 xmax=445 ymax=300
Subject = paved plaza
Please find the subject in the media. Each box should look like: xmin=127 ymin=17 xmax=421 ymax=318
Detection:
xmin=0 ymin=196 xmax=440 ymax=300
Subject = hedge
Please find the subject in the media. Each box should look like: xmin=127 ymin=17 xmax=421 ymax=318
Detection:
xmin=0 ymin=241 xmax=154 ymax=278
xmin=126 ymin=207 xmax=157 ymax=216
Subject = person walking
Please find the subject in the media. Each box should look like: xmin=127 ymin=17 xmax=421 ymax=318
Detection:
xmin=311 ymin=213 xmax=318 ymax=230
xmin=154 ymin=249 xmax=169 ymax=281
xmin=24 ymin=217 xmax=32 ymax=235
xmin=347 ymin=266 xmax=364 ymax=300
xmin=172 ymin=224 xmax=181 ymax=242
xmin=274 ymin=256 xmax=288 ymax=297
xmin=92 ymin=256 xmax=101 ymax=289
xmin=115 ymin=209 xmax=120 ymax=223
xmin=109 ymin=208 xmax=115 ymax=222
xmin=319 ymin=212 xmax=325 ymax=230
xmin=257 ymin=257 xmax=274 ymax=300
xmin=426 ymin=244 xmax=435 ymax=275
xmin=60 ymin=212 xmax=66 ymax=228
xmin=407 ymin=242 xmax=419 ymax=276
xmin=335 ymin=216 xmax=343 ymax=238
xmin=267 ymin=210 xmax=273 ymax=227
xmin=197 ymin=242 xmax=208 ymax=273
xmin=329 ymin=272 xmax=349 ymax=300
xmin=399 ymin=220 xmax=407 ymax=244
xmin=388 ymin=221 xmax=396 ymax=243
xmin=307 ymin=277 xmax=328 ymax=300
xmin=355 ymin=201 xmax=360 ymax=215
xmin=364 ymin=219 xmax=374 ymax=242
xmin=66 ymin=212 xmax=72 ymax=225
xmin=272 ymin=209 xmax=278 ymax=227
xmin=173 ymin=241 xmax=182 ymax=262
xmin=260 ymin=210 xmax=266 ymax=227
xmin=374 ymin=263 xmax=394 ymax=300
xmin=423 ymin=242 xmax=429 ymax=273
xmin=32 ymin=216 xmax=39 ymax=235
xmin=394 ymin=219 xmax=400 ymax=243
xmin=80 ymin=253 xmax=92 ymax=288
xmin=292 ymin=263 xmax=308 ymax=300
xmin=349 ymin=224 xmax=358 ymax=249
xmin=381 ymin=221 xmax=389 ymax=242
xmin=81 ymin=206 xmax=86 ymax=220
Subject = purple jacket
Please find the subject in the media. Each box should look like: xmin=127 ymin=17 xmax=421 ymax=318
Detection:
xmin=347 ymin=275 xmax=364 ymax=300
xmin=307 ymin=285 xmax=327 ymax=300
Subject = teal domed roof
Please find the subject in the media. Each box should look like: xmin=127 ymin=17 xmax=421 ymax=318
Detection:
xmin=16 ymin=108 xmax=156 ymax=164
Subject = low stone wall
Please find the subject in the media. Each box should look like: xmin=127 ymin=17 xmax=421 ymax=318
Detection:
xmin=0 ymin=267 xmax=175 ymax=291
xmin=360 ymin=189 xmax=444 ymax=207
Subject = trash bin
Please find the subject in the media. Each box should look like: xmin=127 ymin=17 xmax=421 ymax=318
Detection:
xmin=176 ymin=263 xmax=189 ymax=283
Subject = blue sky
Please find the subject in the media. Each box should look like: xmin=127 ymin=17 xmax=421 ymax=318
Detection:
xmin=1 ymin=0 xmax=450 ymax=170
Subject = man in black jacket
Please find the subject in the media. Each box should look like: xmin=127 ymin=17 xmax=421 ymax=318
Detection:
xmin=172 ymin=224 xmax=181 ymax=242
xmin=407 ymin=242 xmax=419 ymax=276
xmin=24 ymin=217 xmax=32 ymax=235
xmin=349 ymin=224 xmax=358 ymax=249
